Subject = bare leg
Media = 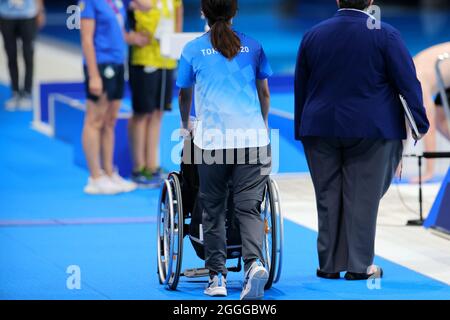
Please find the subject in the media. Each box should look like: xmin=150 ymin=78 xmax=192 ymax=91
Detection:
xmin=101 ymin=100 xmax=121 ymax=176
xmin=129 ymin=113 xmax=149 ymax=172
xmin=82 ymin=96 xmax=108 ymax=179
xmin=146 ymin=109 xmax=163 ymax=172
xmin=411 ymin=90 xmax=436 ymax=183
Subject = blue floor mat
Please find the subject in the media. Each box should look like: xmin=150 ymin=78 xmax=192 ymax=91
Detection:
xmin=1 ymin=220 xmax=450 ymax=300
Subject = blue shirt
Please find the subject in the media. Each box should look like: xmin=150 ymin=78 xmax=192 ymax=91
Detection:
xmin=177 ymin=31 xmax=273 ymax=150
xmin=0 ymin=0 xmax=38 ymax=19
xmin=79 ymin=0 xmax=127 ymax=65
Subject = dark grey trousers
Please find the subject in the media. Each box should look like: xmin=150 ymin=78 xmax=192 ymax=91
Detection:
xmin=301 ymin=137 xmax=403 ymax=274
xmin=197 ymin=146 xmax=271 ymax=275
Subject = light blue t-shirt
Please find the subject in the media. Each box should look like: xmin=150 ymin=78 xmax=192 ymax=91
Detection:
xmin=0 ymin=0 xmax=38 ymax=19
xmin=79 ymin=0 xmax=127 ymax=65
xmin=177 ymin=31 xmax=273 ymax=150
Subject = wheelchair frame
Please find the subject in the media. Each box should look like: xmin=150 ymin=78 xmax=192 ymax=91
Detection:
xmin=157 ymin=172 xmax=284 ymax=291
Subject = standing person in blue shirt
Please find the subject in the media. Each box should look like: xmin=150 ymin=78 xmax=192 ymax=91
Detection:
xmin=295 ymin=0 xmax=430 ymax=280
xmin=177 ymin=0 xmax=273 ymax=300
xmin=0 ymin=0 xmax=45 ymax=111
xmin=79 ymin=0 xmax=148 ymax=195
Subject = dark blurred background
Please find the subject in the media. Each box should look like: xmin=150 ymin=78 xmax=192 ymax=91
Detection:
xmin=42 ymin=0 xmax=450 ymax=74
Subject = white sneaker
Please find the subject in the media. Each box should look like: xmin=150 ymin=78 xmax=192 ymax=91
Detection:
xmin=84 ymin=175 xmax=122 ymax=195
xmin=204 ymin=274 xmax=227 ymax=297
xmin=110 ymin=172 xmax=137 ymax=193
xmin=240 ymin=260 xmax=268 ymax=300
xmin=5 ymin=93 xmax=20 ymax=111
xmin=18 ymin=94 xmax=33 ymax=111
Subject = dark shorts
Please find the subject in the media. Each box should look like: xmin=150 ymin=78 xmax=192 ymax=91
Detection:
xmin=435 ymin=88 xmax=450 ymax=107
xmin=83 ymin=64 xmax=125 ymax=102
xmin=129 ymin=65 xmax=174 ymax=115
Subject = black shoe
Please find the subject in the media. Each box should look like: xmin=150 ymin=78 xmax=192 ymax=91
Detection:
xmin=316 ymin=269 xmax=340 ymax=279
xmin=344 ymin=267 xmax=383 ymax=281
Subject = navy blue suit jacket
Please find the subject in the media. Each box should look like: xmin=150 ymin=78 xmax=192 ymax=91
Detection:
xmin=294 ymin=10 xmax=430 ymax=140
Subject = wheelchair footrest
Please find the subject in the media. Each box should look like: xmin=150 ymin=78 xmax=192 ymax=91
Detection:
xmin=182 ymin=268 xmax=210 ymax=278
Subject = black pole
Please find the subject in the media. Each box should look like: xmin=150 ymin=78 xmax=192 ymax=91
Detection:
xmin=407 ymin=155 xmax=424 ymax=226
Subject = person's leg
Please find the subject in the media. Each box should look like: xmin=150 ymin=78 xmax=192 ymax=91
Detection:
xmin=231 ymin=147 xmax=270 ymax=271
xmin=1 ymin=19 xmax=20 ymax=95
xmin=129 ymin=113 xmax=149 ymax=172
xmin=82 ymin=96 xmax=109 ymax=179
xmin=301 ymin=137 xmax=346 ymax=274
xmin=101 ymin=100 xmax=121 ymax=176
xmin=342 ymin=139 xmax=403 ymax=274
xmin=146 ymin=109 xmax=163 ymax=172
xmin=18 ymin=17 xmax=37 ymax=96
xmin=145 ymin=68 xmax=173 ymax=173
xmin=411 ymin=89 xmax=436 ymax=183
xmin=197 ymin=149 xmax=229 ymax=276
xmin=232 ymin=146 xmax=272 ymax=300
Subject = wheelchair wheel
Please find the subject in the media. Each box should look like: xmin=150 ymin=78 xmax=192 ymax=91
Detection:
xmin=157 ymin=173 xmax=184 ymax=290
xmin=261 ymin=177 xmax=284 ymax=290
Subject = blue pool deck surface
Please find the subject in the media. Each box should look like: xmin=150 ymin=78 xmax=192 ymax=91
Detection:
xmin=1 ymin=83 xmax=450 ymax=300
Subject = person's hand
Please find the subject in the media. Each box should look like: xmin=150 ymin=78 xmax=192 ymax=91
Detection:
xmin=179 ymin=120 xmax=193 ymax=139
xmin=36 ymin=11 xmax=46 ymax=29
xmin=89 ymin=76 xmax=103 ymax=97
xmin=129 ymin=0 xmax=152 ymax=11
xmin=129 ymin=31 xmax=151 ymax=47
xmin=179 ymin=128 xmax=192 ymax=139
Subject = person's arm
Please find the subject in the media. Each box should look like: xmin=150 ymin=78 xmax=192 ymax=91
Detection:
xmin=36 ymin=0 xmax=46 ymax=29
xmin=129 ymin=0 xmax=152 ymax=11
xmin=255 ymin=46 xmax=273 ymax=127
xmin=176 ymin=45 xmax=195 ymax=131
xmin=294 ymin=37 xmax=309 ymax=140
xmin=384 ymin=29 xmax=430 ymax=135
xmin=175 ymin=1 xmax=183 ymax=33
xmin=179 ymin=88 xmax=193 ymax=130
xmin=80 ymin=19 xmax=102 ymax=97
xmin=256 ymin=79 xmax=270 ymax=127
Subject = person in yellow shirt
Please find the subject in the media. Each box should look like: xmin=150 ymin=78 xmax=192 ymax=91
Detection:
xmin=128 ymin=0 xmax=183 ymax=186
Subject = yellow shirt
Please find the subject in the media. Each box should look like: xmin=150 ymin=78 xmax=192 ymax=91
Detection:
xmin=131 ymin=0 xmax=181 ymax=69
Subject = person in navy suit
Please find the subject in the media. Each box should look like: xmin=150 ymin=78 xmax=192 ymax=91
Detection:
xmin=295 ymin=0 xmax=430 ymax=280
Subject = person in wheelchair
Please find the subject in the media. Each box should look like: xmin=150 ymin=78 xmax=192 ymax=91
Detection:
xmin=176 ymin=0 xmax=273 ymax=300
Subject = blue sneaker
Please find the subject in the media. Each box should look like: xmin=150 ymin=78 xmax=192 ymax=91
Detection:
xmin=204 ymin=274 xmax=227 ymax=297
xmin=240 ymin=260 xmax=268 ymax=300
xmin=131 ymin=169 xmax=160 ymax=188
xmin=152 ymin=167 xmax=165 ymax=179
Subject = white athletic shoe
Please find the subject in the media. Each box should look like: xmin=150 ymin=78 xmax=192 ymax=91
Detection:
xmin=110 ymin=172 xmax=137 ymax=193
xmin=17 ymin=94 xmax=33 ymax=111
xmin=4 ymin=93 xmax=20 ymax=111
xmin=84 ymin=175 xmax=122 ymax=195
xmin=204 ymin=274 xmax=227 ymax=297
xmin=240 ymin=260 xmax=268 ymax=300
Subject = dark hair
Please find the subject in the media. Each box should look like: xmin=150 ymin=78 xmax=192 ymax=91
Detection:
xmin=201 ymin=0 xmax=241 ymax=60
xmin=339 ymin=0 xmax=372 ymax=10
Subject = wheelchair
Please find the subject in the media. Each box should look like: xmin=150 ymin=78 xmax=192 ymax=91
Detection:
xmin=157 ymin=142 xmax=284 ymax=291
